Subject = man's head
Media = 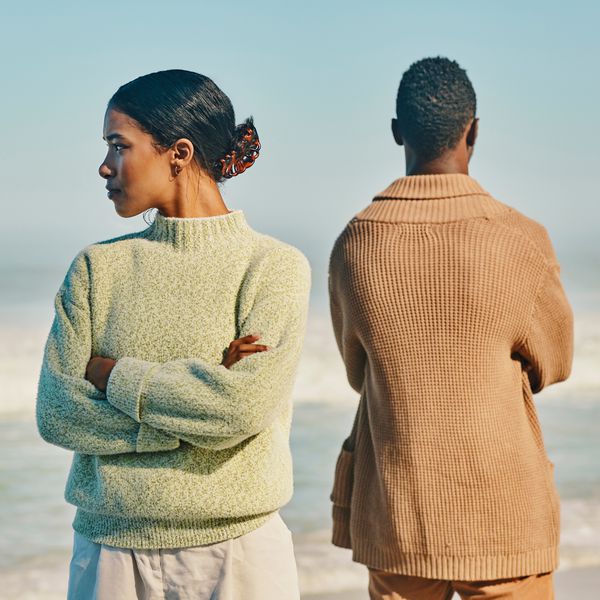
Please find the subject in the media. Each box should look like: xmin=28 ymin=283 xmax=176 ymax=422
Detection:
xmin=392 ymin=57 xmax=478 ymax=170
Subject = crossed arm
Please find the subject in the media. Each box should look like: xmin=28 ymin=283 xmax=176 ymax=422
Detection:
xmin=85 ymin=332 xmax=268 ymax=392
xmin=36 ymin=291 xmax=176 ymax=455
xmin=36 ymin=248 xmax=311 ymax=455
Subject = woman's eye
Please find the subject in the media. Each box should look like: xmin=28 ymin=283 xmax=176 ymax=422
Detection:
xmin=106 ymin=143 xmax=126 ymax=153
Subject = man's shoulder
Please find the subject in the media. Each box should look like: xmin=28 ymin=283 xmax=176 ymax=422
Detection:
xmin=330 ymin=199 xmax=557 ymax=268
xmin=328 ymin=218 xmax=361 ymax=263
xmin=488 ymin=204 xmax=558 ymax=266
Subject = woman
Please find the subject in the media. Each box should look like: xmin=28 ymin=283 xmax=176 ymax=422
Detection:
xmin=36 ymin=69 xmax=311 ymax=600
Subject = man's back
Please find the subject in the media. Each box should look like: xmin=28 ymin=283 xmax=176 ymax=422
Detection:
xmin=328 ymin=173 xmax=573 ymax=580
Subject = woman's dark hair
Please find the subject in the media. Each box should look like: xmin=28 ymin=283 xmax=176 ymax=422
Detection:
xmin=108 ymin=69 xmax=260 ymax=182
xmin=396 ymin=57 xmax=476 ymax=161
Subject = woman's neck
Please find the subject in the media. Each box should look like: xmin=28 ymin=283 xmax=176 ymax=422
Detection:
xmin=159 ymin=170 xmax=230 ymax=218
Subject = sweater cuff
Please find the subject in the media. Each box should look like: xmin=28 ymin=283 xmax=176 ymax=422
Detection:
xmin=136 ymin=423 xmax=180 ymax=453
xmin=106 ymin=357 xmax=157 ymax=422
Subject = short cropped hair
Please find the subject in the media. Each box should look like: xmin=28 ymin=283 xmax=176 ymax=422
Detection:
xmin=396 ymin=57 xmax=476 ymax=160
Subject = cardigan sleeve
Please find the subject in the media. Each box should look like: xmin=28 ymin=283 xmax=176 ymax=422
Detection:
xmin=515 ymin=261 xmax=574 ymax=393
xmin=36 ymin=252 xmax=180 ymax=455
xmin=105 ymin=247 xmax=311 ymax=450
xmin=328 ymin=234 xmax=367 ymax=394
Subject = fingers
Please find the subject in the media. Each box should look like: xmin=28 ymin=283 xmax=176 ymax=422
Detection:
xmin=227 ymin=344 xmax=270 ymax=363
xmin=228 ymin=334 xmax=270 ymax=353
xmin=236 ymin=343 xmax=270 ymax=352
xmin=232 ymin=333 xmax=262 ymax=345
xmin=221 ymin=334 xmax=271 ymax=369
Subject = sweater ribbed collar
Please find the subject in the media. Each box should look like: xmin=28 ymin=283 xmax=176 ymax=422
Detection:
xmin=374 ymin=173 xmax=487 ymax=200
xmin=144 ymin=209 xmax=252 ymax=251
xmin=357 ymin=173 xmax=508 ymax=224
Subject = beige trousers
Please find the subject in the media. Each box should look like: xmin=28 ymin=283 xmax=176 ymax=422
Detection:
xmin=368 ymin=568 xmax=554 ymax=600
xmin=67 ymin=513 xmax=300 ymax=600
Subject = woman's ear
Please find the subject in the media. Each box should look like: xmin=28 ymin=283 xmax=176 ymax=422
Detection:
xmin=172 ymin=138 xmax=195 ymax=168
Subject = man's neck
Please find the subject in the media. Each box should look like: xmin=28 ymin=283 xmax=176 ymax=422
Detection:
xmin=405 ymin=153 xmax=469 ymax=176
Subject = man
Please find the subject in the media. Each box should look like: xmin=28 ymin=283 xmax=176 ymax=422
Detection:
xmin=328 ymin=57 xmax=573 ymax=599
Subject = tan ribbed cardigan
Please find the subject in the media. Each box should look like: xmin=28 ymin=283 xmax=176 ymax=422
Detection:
xmin=328 ymin=173 xmax=573 ymax=580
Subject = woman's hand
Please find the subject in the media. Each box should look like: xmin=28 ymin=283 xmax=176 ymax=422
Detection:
xmin=85 ymin=357 xmax=117 ymax=392
xmin=221 ymin=334 xmax=270 ymax=369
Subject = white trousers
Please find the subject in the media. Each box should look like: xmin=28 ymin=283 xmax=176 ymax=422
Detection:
xmin=67 ymin=513 xmax=300 ymax=600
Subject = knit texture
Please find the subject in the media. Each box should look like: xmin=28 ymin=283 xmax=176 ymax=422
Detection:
xmin=36 ymin=210 xmax=311 ymax=548
xmin=328 ymin=173 xmax=573 ymax=580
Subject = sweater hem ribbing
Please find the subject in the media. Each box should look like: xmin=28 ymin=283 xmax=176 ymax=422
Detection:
xmin=332 ymin=538 xmax=558 ymax=580
xmin=332 ymin=505 xmax=559 ymax=579
xmin=73 ymin=508 xmax=276 ymax=549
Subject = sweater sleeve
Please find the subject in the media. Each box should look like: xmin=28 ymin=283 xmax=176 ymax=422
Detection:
xmin=328 ymin=233 xmax=367 ymax=394
xmin=36 ymin=252 xmax=180 ymax=455
xmin=105 ymin=247 xmax=311 ymax=450
xmin=515 ymin=261 xmax=574 ymax=394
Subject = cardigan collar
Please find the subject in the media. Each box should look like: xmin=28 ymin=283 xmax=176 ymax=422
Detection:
xmin=374 ymin=173 xmax=488 ymax=200
xmin=355 ymin=173 xmax=508 ymax=224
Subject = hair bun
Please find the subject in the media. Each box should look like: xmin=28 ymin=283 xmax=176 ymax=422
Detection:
xmin=218 ymin=118 xmax=261 ymax=179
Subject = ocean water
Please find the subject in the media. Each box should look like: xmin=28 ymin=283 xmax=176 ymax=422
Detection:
xmin=0 ymin=268 xmax=599 ymax=598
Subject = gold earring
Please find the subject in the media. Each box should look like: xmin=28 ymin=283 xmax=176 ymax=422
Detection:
xmin=174 ymin=164 xmax=182 ymax=176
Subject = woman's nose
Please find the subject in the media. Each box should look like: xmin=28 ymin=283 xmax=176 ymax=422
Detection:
xmin=98 ymin=156 xmax=114 ymax=179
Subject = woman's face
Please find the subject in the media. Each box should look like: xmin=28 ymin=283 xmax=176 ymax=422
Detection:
xmin=99 ymin=108 xmax=174 ymax=217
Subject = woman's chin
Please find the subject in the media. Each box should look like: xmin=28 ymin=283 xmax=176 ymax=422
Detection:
xmin=117 ymin=206 xmax=154 ymax=220
xmin=113 ymin=202 xmax=137 ymax=218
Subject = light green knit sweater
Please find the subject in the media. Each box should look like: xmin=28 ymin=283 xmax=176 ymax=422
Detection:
xmin=36 ymin=210 xmax=311 ymax=548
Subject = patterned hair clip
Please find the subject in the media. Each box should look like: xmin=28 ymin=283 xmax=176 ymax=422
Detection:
xmin=219 ymin=126 xmax=261 ymax=179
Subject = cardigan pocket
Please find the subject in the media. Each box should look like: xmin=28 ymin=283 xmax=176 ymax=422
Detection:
xmin=330 ymin=447 xmax=355 ymax=508
xmin=331 ymin=391 xmax=362 ymax=509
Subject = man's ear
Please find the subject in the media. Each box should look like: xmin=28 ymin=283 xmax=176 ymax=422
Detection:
xmin=391 ymin=118 xmax=404 ymax=146
xmin=466 ymin=117 xmax=478 ymax=148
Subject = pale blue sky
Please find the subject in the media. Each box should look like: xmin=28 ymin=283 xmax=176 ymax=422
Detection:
xmin=1 ymin=0 xmax=598 ymax=302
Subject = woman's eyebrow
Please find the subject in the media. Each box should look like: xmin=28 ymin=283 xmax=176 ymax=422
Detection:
xmin=103 ymin=133 xmax=128 ymax=142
